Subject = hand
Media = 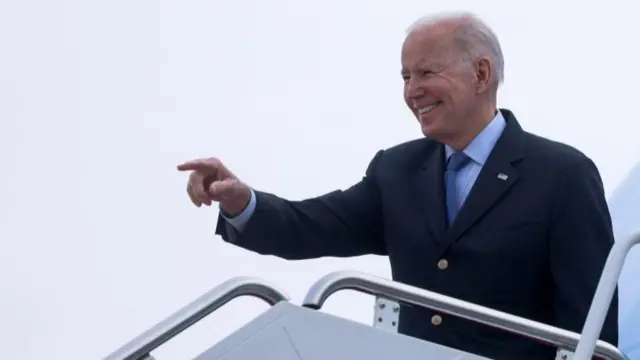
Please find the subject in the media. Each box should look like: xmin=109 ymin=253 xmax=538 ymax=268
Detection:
xmin=177 ymin=157 xmax=251 ymax=216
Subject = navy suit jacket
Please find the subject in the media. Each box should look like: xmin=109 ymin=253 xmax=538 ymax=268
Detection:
xmin=215 ymin=109 xmax=618 ymax=359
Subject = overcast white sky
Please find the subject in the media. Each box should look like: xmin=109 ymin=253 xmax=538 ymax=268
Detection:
xmin=1 ymin=1 xmax=639 ymax=359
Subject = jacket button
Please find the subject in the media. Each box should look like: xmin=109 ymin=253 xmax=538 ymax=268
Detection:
xmin=431 ymin=315 xmax=442 ymax=326
xmin=437 ymin=259 xmax=448 ymax=270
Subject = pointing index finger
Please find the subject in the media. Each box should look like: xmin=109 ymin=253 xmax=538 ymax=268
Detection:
xmin=177 ymin=159 xmax=216 ymax=172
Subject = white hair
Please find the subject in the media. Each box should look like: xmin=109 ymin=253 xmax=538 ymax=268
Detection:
xmin=406 ymin=12 xmax=505 ymax=86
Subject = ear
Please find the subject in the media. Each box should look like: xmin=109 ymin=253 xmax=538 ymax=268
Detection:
xmin=475 ymin=57 xmax=492 ymax=94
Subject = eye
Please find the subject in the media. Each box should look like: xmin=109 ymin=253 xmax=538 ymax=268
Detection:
xmin=401 ymin=68 xmax=435 ymax=83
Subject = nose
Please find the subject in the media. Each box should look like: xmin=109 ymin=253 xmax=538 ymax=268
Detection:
xmin=405 ymin=77 xmax=424 ymax=100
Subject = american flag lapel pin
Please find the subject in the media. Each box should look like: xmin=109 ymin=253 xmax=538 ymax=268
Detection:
xmin=497 ymin=173 xmax=508 ymax=181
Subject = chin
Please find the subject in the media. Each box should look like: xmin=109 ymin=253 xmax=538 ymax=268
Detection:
xmin=420 ymin=122 xmax=450 ymax=142
xmin=417 ymin=109 xmax=451 ymax=139
xmin=419 ymin=117 xmax=441 ymax=137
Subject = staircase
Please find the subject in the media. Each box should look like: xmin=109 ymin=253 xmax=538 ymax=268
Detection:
xmin=103 ymin=233 xmax=640 ymax=360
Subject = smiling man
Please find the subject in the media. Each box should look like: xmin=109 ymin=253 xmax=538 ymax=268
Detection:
xmin=178 ymin=12 xmax=618 ymax=359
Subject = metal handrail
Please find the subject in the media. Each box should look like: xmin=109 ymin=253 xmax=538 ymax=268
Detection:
xmin=574 ymin=232 xmax=640 ymax=359
xmin=104 ymin=277 xmax=290 ymax=360
xmin=302 ymin=270 xmax=627 ymax=360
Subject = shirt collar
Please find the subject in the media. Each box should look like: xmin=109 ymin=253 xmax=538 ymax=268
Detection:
xmin=445 ymin=110 xmax=506 ymax=166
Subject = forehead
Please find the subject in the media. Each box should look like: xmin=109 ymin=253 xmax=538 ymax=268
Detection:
xmin=401 ymin=23 xmax=460 ymax=69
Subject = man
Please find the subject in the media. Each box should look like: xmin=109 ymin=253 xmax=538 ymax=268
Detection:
xmin=177 ymin=12 xmax=618 ymax=360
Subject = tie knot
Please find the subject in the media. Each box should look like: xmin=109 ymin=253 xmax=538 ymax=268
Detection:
xmin=447 ymin=152 xmax=470 ymax=171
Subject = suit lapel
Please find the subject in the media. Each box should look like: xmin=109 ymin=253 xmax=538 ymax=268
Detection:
xmin=440 ymin=109 xmax=525 ymax=249
xmin=412 ymin=142 xmax=448 ymax=242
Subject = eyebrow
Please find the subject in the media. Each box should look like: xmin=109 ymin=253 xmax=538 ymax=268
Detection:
xmin=400 ymin=62 xmax=437 ymax=74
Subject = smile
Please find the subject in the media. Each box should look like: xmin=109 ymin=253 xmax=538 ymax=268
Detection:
xmin=418 ymin=102 xmax=442 ymax=115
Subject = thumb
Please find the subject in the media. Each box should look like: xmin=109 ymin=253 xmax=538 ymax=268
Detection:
xmin=208 ymin=178 xmax=242 ymax=198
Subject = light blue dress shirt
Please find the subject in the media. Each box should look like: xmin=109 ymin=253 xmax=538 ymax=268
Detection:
xmin=444 ymin=111 xmax=506 ymax=207
xmin=222 ymin=111 xmax=507 ymax=232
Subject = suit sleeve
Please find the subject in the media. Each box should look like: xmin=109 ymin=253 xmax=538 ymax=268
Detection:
xmin=214 ymin=150 xmax=387 ymax=260
xmin=549 ymin=156 xmax=619 ymax=345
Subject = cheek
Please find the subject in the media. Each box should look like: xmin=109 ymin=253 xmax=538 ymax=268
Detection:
xmin=424 ymin=82 xmax=448 ymax=99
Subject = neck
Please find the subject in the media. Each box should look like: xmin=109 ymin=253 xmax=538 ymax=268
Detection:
xmin=447 ymin=102 xmax=497 ymax=151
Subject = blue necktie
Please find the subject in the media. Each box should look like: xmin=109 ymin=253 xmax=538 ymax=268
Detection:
xmin=445 ymin=152 xmax=471 ymax=225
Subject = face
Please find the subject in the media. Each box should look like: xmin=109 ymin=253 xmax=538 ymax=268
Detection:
xmin=401 ymin=24 xmax=491 ymax=145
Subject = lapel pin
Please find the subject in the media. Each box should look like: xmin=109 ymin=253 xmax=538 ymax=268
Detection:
xmin=497 ymin=173 xmax=508 ymax=181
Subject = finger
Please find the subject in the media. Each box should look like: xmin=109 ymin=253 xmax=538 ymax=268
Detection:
xmin=187 ymin=182 xmax=201 ymax=207
xmin=177 ymin=158 xmax=220 ymax=173
xmin=190 ymin=172 xmax=212 ymax=206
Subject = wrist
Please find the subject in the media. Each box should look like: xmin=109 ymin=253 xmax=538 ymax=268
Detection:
xmin=220 ymin=191 xmax=251 ymax=217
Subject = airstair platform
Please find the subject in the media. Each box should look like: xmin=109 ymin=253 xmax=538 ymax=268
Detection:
xmin=103 ymin=233 xmax=640 ymax=360
xmin=194 ymin=300 xmax=489 ymax=360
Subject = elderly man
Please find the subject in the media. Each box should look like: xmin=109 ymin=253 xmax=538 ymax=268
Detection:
xmin=178 ymin=12 xmax=618 ymax=360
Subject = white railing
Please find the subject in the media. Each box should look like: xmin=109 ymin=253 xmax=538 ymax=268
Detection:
xmin=303 ymin=270 xmax=627 ymax=360
xmin=574 ymin=232 xmax=640 ymax=359
xmin=103 ymin=277 xmax=290 ymax=360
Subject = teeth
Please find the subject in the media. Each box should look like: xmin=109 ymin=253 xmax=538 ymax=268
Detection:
xmin=418 ymin=102 xmax=440 ymax=115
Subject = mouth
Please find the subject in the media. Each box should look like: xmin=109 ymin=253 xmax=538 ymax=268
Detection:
xmin=417 ymin=101 xmax=442 ymax=116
